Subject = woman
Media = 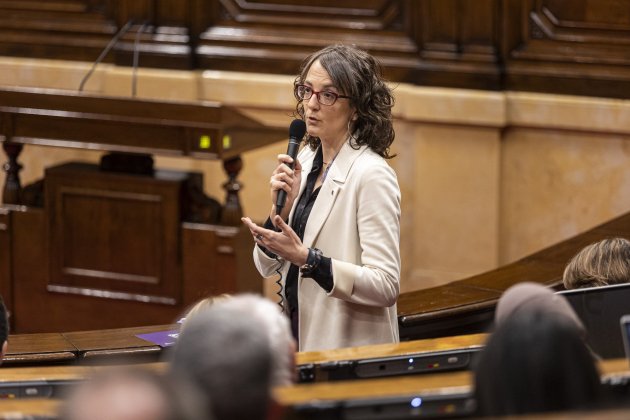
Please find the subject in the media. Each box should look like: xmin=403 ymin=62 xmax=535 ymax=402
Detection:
xmin=241 ymin=44 xmax=401 ymax=351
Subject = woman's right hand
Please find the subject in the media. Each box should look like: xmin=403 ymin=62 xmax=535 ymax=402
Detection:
xmin=270 ymin=154 xmax=302 ymax=222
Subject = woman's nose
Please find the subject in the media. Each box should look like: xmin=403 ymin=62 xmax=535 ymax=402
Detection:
xmin=306 ymin=93 xmax=319 ymax=109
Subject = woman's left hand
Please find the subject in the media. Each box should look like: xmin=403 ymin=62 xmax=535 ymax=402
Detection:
xmin=241 ymin=216 xmax=309 ymax=266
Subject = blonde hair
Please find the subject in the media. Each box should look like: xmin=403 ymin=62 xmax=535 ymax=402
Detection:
xmin=563 ymin=238 xmax=630 ymax=289
xmin=179 ymin=294 xmax=232 ymax=331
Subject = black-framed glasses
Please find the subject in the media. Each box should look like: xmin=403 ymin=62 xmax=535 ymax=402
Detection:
xmin=295 ymin=84 xmax=351 ymax=106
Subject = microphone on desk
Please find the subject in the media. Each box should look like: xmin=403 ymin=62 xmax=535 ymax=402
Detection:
xmin=78 ymin=19 xmax=134 ymax=92
xmin=275 ymin=119 xmax=307 ymax=217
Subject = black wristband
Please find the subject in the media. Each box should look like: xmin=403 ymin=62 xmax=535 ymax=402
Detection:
xmin=300 ymin=248 xmax=322 ymax=277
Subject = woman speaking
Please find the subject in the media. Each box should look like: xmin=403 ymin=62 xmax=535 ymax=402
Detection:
xmin=242 ymin=44 xmax=401 ymax=351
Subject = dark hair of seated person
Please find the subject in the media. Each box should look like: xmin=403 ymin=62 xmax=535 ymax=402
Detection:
xmin=0 ymin=295 xmax=8 ymax=361
xmin=474 ymin=308 xmax=602 ymax=417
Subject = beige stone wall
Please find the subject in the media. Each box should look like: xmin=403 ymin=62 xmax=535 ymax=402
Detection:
xmin=2 ymin=57 xmax=630 ymax=294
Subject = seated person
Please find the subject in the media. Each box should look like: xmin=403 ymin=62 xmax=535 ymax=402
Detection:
xmin=474 ymin=283 xmax=602 ymax=416
xmin=563 ymin=237 xmax=630 ymax=289
xmin=62 ymin=367 xmax=210 ymax=420
xmin=169 ymin=294 xmax=295 ymax=420
xmin=178 ymin=293 xmax=232 ymax=332
xmin=494 ymin=282 xmax=585 ymax=337
xmin=0 ymin=295 xmax=7 ymax=363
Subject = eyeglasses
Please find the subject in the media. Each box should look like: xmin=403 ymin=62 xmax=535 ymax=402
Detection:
xmin=295 ymin=84 xmax=351 ymax=106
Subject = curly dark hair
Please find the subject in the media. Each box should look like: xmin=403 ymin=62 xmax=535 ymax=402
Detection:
xmin=293 ymin=44 xmax=396 ymax=159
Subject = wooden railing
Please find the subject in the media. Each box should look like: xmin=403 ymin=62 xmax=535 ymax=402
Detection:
xmin=397 ymin=210 xmax=630 ymax=340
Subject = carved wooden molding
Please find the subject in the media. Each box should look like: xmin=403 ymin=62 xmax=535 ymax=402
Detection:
xmin=2 ymin=0 xmax=630 ymax=97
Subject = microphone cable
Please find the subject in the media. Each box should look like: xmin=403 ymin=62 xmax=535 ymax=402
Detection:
xmin=79 ymin=19 xmax=134 ymax=92
xmin=131 ymin=21 xmax=149 ymax=98
xmin=273 ymin=256 xmax=285 ymax=313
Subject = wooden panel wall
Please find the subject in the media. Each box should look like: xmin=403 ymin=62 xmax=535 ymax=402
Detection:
xmin=1 ymin=0 xmax=629 ymax=97
xmin=503 ymin=0 xmax=630 ymax=97
xmin=46 ymin=163 xmax=184 ymax=305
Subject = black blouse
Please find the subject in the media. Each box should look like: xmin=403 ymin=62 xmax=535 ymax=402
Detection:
xmin=260 ymin=146 xmax=334 ymax=336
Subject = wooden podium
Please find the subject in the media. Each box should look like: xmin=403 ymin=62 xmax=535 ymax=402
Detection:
xmin=0 ymin=87 xmax=284 ymax=333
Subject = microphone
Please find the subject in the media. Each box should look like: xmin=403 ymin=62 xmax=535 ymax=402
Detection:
xmin=275 ymin=119 xmax=306 ymax=217
xmin=132 ymin=22 xmax=149 ymax=98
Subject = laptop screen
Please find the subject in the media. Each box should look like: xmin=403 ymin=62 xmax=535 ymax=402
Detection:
xmin=557 ymin=282 xmax=630 ymax=359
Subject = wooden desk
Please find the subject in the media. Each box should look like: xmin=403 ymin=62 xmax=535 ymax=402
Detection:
xmin=0 ymin=399 xmax=61 ymax=419
xmin=296 ymin=333 xmax=487 ymax=382
xmin=276 ymin=370 xmax=476 ymax=418
xmin=0 ymin=363 xmax=167 ymax=384
xmin=0 ymin=359 xmax=627 ymax=419
xmin=0 ymin=362 xmax=166 ymax=402
xmin=4 ymin=333 xmax=77 ymax=366
xmin=276 ymin=370 xmax=473 ymax=405
xmin=3 ymin=325 xmax=176 ymax=366
xmin=277 ymin=358 xmax=630 ymax=418
xmin=63 ymin=324 xmax=175 ymax=362
xmin=297 ymin=334 xmax=487 ymax=365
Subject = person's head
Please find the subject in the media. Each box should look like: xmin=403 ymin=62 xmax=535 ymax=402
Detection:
xmin=494 ymin=282 xmax=585 ymax=338
xmin=475 ymin=307 xmax=602 ymax=416
xmin=207 ymin=294 xmax=296 ymax=386
xmin=563 ymin=238 xmax=630 ymax=289
xmin=0 ymin=295 xmax=8 ymax=362
xmin=294 ymin=44 xmax=395 ymax=158
xmin=169 ymin=295 xmax=277 ymax=420
xmin=179 ymin=293 xmax=232 ymax=332
xmin=62 ymin=367 xmax=210 ymax=420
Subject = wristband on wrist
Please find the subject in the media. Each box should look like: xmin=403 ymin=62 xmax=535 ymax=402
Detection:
xmin=300 ymin=248 xmax=323 ymax=277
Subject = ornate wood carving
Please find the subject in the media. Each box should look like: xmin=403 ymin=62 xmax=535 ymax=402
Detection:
xmin=503 ymin=0 xmax=630 ymax=98
xmin=197 ymin=0 xmax=422 ymax=81
xmin=1 ymin=1 xmax=630 ymax=102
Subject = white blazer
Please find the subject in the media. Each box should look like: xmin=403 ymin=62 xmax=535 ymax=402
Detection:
xmin=253 ymin=140 xmax=401 ymax=351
